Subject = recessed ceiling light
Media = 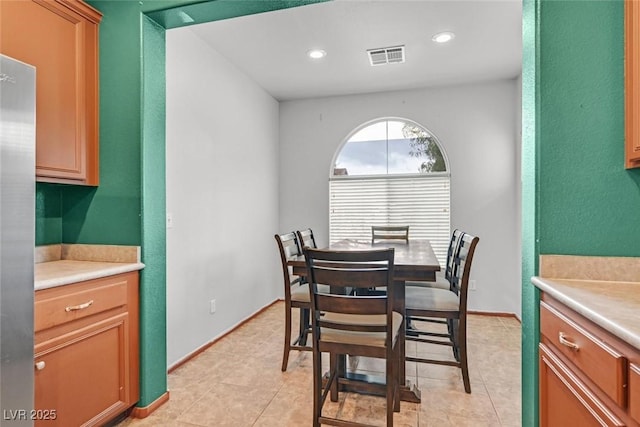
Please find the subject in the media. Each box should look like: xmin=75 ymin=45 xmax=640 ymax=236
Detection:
xmin=432 ymin=32 xmax=455 ymax=44
xmin=307 ymin=49 xmax=327 ymax=59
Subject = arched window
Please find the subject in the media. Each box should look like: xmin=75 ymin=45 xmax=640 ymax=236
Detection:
xmin=329 ymin=118 xmax=451 ymax=265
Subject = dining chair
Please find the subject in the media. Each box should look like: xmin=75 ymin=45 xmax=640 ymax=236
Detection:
xmin=304 ymin=247 xmax=401 ymax=427
xmin=274 ymin=232 xmax=329 ymax=371
xmin=296 ymin=228 xmax=317 ymax=250
xmin=404 ymin=232 xmax=479 ymax=393
xmin=371 ymin=225 xmax=410 ymax=244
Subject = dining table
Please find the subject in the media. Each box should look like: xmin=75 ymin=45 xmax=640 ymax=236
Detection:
xmin=288 ymin=238 xmax=441 ymax=403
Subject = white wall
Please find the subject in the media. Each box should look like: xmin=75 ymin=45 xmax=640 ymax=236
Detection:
xmin=279 ymin=80 xmax=522 ymax=316
xmin=166 ymin=27 xmax=281 ymax=367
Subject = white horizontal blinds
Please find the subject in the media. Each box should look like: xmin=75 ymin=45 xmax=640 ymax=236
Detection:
xmin=329 ymin=174 xmax=451 ymax=267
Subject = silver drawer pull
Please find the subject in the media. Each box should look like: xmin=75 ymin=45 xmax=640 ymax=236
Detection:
xmin=35 ymin=361 xmax=46 ymax=371
xmin=65 ymin=300 xmax=94 ymax=312
xmin=559 ymin=332 xmax=580 ymax=351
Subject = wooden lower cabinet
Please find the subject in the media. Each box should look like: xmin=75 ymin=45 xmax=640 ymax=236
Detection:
xmin=539 ymin=294 xmax=640 ymax=427
xmin=34 ymin=272 xmax=139 ymax=426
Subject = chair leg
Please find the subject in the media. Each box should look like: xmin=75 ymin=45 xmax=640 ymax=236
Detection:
xmin=451 ymin=319 xmax=460 ymax=362
xmin=281 ymin=303 xmax=292 ymax=372
xmin=312 ymin=344 xmax=322 ymax=427
xmin=386 ymin=353 xmax=394 ymax=426
xmin=459 ymin=318 xmax=471 ymax=393
xmin=330 ymin=353 xmax=339 ymax=402
xmin=394 ymin=344 xmax=401 ymax=413
xmin=298 ymin=307 xmax=309 ymax=346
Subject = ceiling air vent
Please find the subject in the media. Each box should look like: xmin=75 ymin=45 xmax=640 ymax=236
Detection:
xmin=367 ymin=45 xmax=405 ymax=66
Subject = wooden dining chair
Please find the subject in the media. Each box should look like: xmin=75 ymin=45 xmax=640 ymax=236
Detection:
xmin=296 ymin=228 xmax=317 ymax=250
xmin=304 ymin=247 xmax=401 ymax=427
xmin=371 ymin=225 xmax=410 ymax=244
xmin=404 ymin=232 xmax=479 ymax=393
xmin=275 ymin=232 xmax=329 ymax=371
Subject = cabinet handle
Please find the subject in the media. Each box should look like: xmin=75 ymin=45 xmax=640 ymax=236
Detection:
xmin=558 ymin=332 xmax=580 ymax=351
xmin=65 ymin=300 xmax=94 ymax=312
xmin=35 ymin=361 xmax=46 ymax=371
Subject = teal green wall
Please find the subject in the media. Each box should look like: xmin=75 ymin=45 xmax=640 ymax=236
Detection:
xmin=521 ymin=0 xmax=539 ymax=425
xmin=35 ymin=184 xmax=62 ymax=245
xmin=538 ymin=0 xmax=640 ymax=255
xmin=139 ymin=14 xmax=168 ymax=406
xmin=522 ymin=1 xmax=640 ymax=426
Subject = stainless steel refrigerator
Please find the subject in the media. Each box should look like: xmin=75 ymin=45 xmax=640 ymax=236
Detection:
xmin=0 ymin=54 xmax=35 ymax=426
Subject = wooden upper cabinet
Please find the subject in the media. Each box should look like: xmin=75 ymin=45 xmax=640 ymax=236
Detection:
xmin=0 ymin=0 xmax=102 ymax=185
xmin=626 ymin=0 xmax=640 ymax=169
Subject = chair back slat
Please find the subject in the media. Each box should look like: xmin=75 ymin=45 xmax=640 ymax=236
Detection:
xmin=312 ymin=266 xmax=390 ymax=290
xmin=320 ymin=319 xmax=387 ymax=333
xmin=314 ymin=294 xmax=387 ymax=315
xmin=371 ymin=225 xmax=409 ymax=244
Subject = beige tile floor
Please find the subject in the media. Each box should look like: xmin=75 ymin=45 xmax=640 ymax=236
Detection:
xmin=118 ymin=301 xmax=521 ymax=427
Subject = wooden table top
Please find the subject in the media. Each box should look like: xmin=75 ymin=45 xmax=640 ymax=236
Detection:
xmin=289 ymin=239 xmax=441 ymax=282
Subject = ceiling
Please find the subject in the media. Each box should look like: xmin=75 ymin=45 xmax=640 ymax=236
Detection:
xmin=186 ymin=0 xmax=522 ymax=101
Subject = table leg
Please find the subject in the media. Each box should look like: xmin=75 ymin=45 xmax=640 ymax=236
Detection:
xmin=394 ymin=279 xmax=406 ymax=385
xmin=298 ymin=308 xmax=309 ymax=346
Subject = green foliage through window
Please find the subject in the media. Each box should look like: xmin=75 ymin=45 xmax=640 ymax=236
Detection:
xmin=403 ymin=124 xmax=447 ymax=173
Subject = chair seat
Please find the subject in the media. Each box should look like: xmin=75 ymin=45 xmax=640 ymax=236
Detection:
xmin=320 ymin=311 xmax=403 ymax=347
xmin=405 ymin=286 xmax=459 ymax=311
xmin=405 ymin=272 xmax=450 ymax=290
xmin=290 ymin=283 xmax=330 ymax=302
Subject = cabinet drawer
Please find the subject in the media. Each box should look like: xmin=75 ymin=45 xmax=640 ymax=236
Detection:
xmin=539 ymin=343 xmax=626 ymax=427
xmin=540 ymin=302 xmax=627 ymax=407
xmin=631 ymin=364 xmax=640 ymax=423
xmin=35 ymin=276 xmax=128 ymax=332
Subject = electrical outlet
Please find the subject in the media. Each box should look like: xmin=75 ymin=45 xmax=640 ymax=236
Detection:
xmin=469 ymin=280 xmax=477 ymax=291
xmin=209 ymin=299 xmax=216 ymax=314
xmin=166 ymin=213 xmax=174 ymax=229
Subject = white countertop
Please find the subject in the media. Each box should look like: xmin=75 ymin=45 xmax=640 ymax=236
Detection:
xmin=532 ymin=276 xmax=640 ymax=349
xmin=35 ymin=260 xmax=145 ymax=291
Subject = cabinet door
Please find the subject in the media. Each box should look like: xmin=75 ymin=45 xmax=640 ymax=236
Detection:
xmin=34 ymin=314 xmax=130 ymax=427
xmin=0 ymin=0 xmax=100 ymax=185
xmin=539 ymin=344 xmax=625 ymax=427
xmin=631 ymin=364 xmax=640 ymax=424
xmin=626 ymin=0 xmax=640 ymax=168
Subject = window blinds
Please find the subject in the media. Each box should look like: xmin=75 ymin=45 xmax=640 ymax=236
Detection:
xmin=329 ymin=174 xmax=451 ymax=267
